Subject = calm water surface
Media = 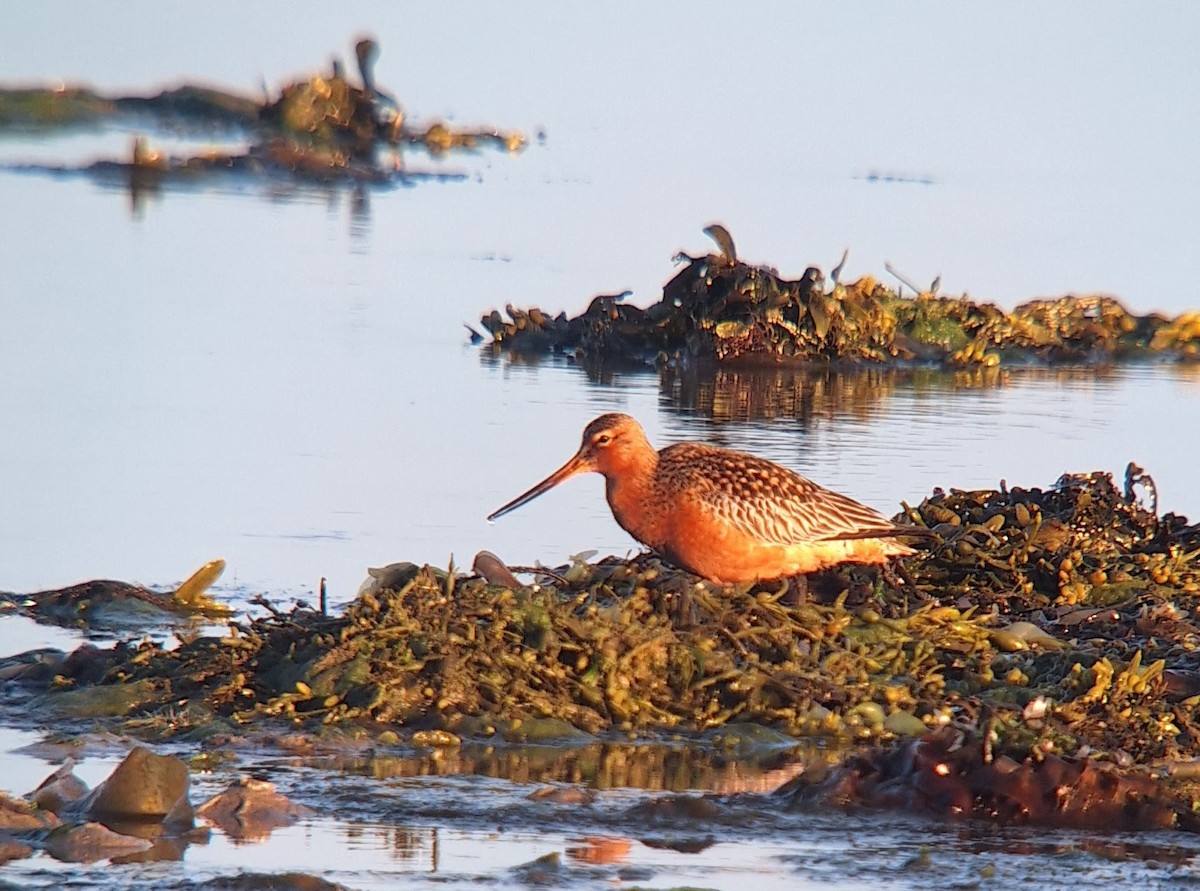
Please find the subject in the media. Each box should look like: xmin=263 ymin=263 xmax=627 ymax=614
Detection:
xmin=2 ymin=3 xmax=1200 ymax=887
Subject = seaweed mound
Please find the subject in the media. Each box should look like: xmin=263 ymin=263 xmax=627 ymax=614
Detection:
xmin=0 ymin=35 xmax=524 ymax=191
xmin=480 ymin=233 xmax=1200 ymax=366
xmin=8 ymin=465 xmax=1199 ymax=779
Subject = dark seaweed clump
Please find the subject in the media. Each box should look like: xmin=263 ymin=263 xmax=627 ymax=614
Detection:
xmin=480 ymin=238 xmax=1200 ymax=366
xmin=0 ymin=36 xmax=524 ymax=190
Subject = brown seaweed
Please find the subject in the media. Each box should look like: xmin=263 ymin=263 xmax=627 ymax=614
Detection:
xmin=480 ymin=231 xmax=1200 ymax=366
xmin=6 ymin=463 xmax=1200 ymax=829
xmin=0 ymin=35 xmax=525 ymax=192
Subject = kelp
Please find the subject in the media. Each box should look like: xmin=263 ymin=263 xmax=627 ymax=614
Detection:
xmin=6 ymin=465 xmax=1198 ymax=773
xmin=479 ymin=230 xmax=1200 ymax=366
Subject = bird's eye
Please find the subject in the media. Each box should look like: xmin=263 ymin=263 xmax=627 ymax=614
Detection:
xmin=594 ymin=433 xmax=612 ymax=446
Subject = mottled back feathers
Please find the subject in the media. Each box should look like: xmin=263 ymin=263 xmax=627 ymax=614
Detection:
xmin=658 ymin=442 xmax=901 ymax=546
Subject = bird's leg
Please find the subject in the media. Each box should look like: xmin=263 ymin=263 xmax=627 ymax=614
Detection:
xmin=781 ymin=574 xmax=809 ymax=606
xmin=879 ymin=560 xmax=931 ymax=614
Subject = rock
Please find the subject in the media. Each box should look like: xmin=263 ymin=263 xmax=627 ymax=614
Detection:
xmin=29 ymin=759 xmax=90 ymax=813
xmin=41 ymin=678 xmax=158 ymax=717
xmin=0 ymin=792 xmax=58 ymax=830
xmin=527 ymin=785 xmax=596 ymax=805
xmin=626 ymin=793 xmax=720 ymax=822
xmin=0 ymin=648 xmax=70 ymax=683
xmin=883 ymin=711 xmax=928 ymax=737
xmin=510 ymin=851 xmax=562 ymax=884
xmin=42 ymin=821 xmax=153 ymax=863
xmin=785 ymin=726 xmax=1200 ymax=830
xmin=189 ymin=873 xmax=350 ymax=890
xmin=502 ymin=717 xmax=595 ymax=744
xmin=74 ymin=747 xmax=192 ymax=827
xmin=707 ymin=722 xmax=800 ymax=749
xmin=0 ymin=838 xmax=34 ymax=864
xmin=197 ymin=777 xmax=314 ymax=841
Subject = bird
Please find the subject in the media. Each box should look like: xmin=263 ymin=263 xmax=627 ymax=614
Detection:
xmin=487 ymin=413 xmax=918 ymax=584
xmin=354 ymin=36 xmax=404 ymax=142
xmin=702 ymin=223 xmax=737 ymax=265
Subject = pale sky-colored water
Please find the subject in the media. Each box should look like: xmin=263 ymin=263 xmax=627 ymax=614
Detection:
xmin=4 ymin=2 xmax=1199 ymax=310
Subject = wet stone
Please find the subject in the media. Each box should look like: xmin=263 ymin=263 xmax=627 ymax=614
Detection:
xmin=627 ymin=793 xmax=722 ymax=823
xmin=187 ymin=875 xmax=353 ymax=891
xmin=77 ymin=746 xmax=192 ymax=825
xmin=528 ymin=785 xmax=596 ymax=805
xmin=510 ymin=851 xmax=564 ymax=884
xmin=42 ymin=821 xmax=154 ymax=863
xmin=784 ymin=726 xmax=1200 ymax=831
xmin=28 ymin=760 xmax=89 ymax=813
xmin=0 ymin=793 xmax=58 ymax=830
xmin=503 ymin=717 xmax=596 ymax=744
xmin=0 ymin=838 xmax=33 ymax=864
xmin=197 ymin=777 xmax=315 ymax=841
xmin=39 ymin=679 xmax=159 ymax=718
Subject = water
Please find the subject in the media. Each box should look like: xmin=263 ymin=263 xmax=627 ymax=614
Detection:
xmin=1 ymin=173 xmax=1196 ymax=601
xmin=2 ymin=2 xmax=1200 ymax=885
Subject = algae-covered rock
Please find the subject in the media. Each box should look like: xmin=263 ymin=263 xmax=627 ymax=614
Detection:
xmin=503 ymin=717 xmax=596 ymax=744
xmin=16 ymin=559 xmax=229 ymax=634
xmin=0 ymin=36 xmax=525 ymax=193
xmin=707 ymin=723 xmax=801 ymax=750
xmin=783 ymin=726 xmax=1200 ymax=832
xmin=40 ymin=679 xmax=161 ymax=718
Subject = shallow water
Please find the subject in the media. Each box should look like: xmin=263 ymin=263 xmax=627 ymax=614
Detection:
xmin=4 ymin=729 xmax=1200 ymax=890
xmin=3 ymin=3 xmax=1200 ymax=887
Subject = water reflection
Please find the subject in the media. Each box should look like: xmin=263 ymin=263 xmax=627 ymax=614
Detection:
xmin=662 ymin=364 xmax=909 ymax=425
xmin=315 ymin=739 xmax=825 ymax=795
xmin=667 ymin=362 xmax=1195 ymax=426
xmin=349 ymin=184 xmax=371 ymax=243
xmin=950 ymin=827 xmax=1200 ymax=867
xmin=484 ymin=352 xmax=1189 ymax=428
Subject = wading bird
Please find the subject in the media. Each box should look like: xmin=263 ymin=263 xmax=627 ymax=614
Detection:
xmin=488 ymin=413 xmax=917 ymax=584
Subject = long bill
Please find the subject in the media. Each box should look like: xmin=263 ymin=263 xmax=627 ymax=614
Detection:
xmin=487 ymin=452 xmax=590 ymax=521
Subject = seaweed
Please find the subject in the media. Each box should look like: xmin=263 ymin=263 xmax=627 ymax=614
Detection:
xmin=480 ymin=231 xmax=1200 ymax=366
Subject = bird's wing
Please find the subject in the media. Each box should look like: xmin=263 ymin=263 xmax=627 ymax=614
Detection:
xmin=668 ymin=445 xmax=899 ymax=546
